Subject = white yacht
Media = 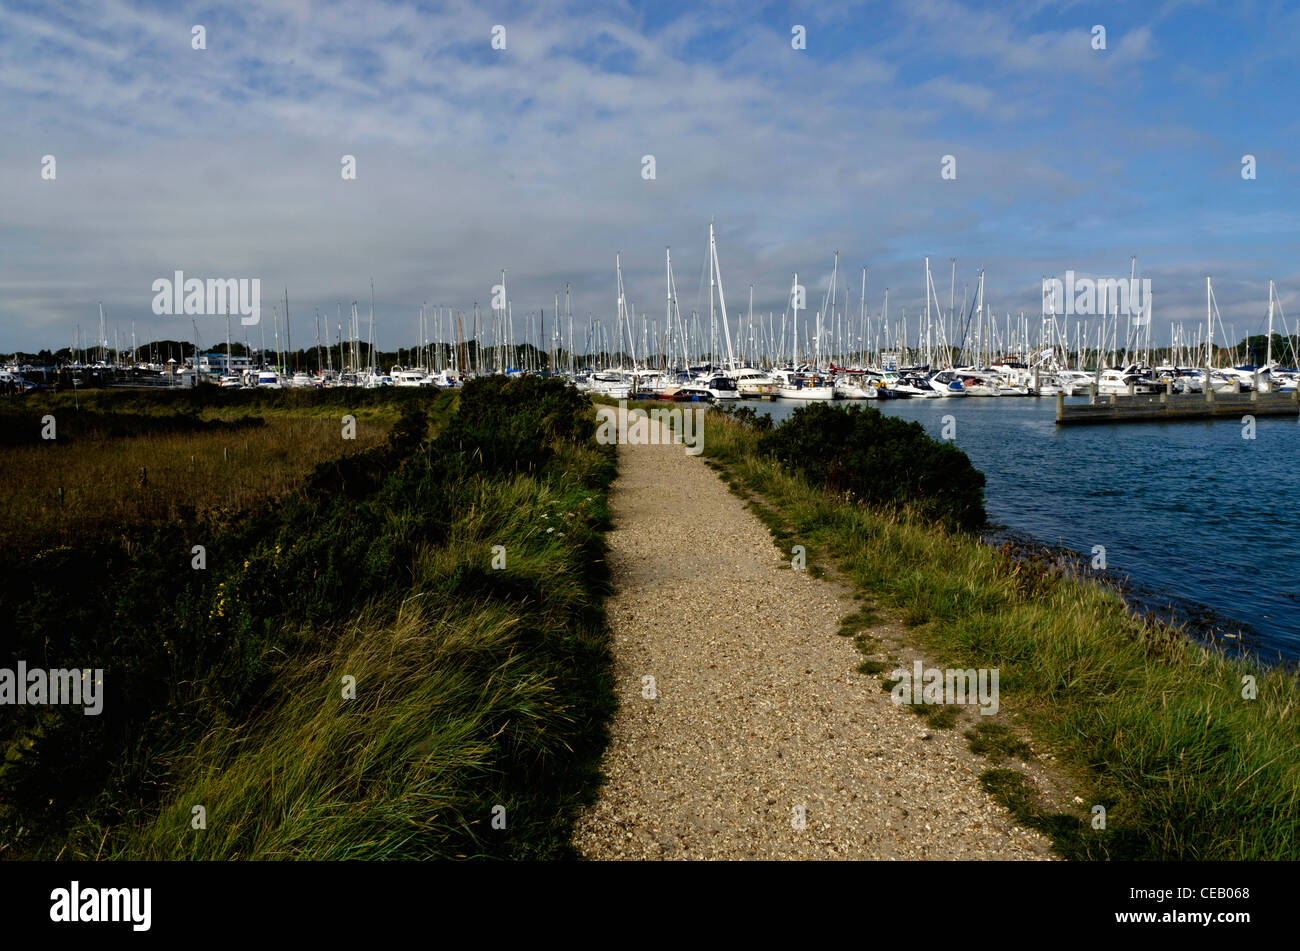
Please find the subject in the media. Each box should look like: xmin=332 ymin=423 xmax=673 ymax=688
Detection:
xmin=702 ymin=374 xmax=740 ymax=401
xmin=832 ymin=372 xmax=876 ymax=399
xmin=773 ymin=368 xmax=834 ymax=400
xmin=729 ymin=367 xmax=776 ymax=398
xmin=885 ymin=371 xmax=937 ymax=398
xmin=953 ymin=368 xmax=1002 ymax=397
xmin=927 ymin=369 xmax=967 ymax=396
xmin=1095 ymin=367 xmax=1161 ymax=396
xmin=392 ymin=367 xmax=433 ymax=387
xmin=588 ymin=372 xmax=633 ymax=399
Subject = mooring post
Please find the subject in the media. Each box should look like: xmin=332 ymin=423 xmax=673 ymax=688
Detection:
xmin=1055 ymin=390 xmax=1064 ymax=422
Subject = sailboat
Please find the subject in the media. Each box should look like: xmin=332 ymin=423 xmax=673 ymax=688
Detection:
xmin=775 ymin=263 xmax=834 ymax=400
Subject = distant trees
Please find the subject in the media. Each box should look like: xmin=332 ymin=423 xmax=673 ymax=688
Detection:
xmin=1233 ymin=333 xmax=1297 ymax=367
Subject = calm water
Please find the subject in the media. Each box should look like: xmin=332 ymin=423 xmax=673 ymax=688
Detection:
xmin=752 ymin=396 xmax=1300 ymax=662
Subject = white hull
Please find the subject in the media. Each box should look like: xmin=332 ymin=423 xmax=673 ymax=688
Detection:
xmin=834 ymin=383 xmax=874 ymax=399
xmin=777 ymin=386 xmax=835 ymax=400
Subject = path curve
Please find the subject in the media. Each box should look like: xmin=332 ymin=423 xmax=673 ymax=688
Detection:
xmin=572 ymin=418 xmax=1053 ymax=860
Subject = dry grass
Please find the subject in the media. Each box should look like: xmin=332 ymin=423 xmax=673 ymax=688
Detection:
xmin=0 ymin=416 xmax=389 ymax=549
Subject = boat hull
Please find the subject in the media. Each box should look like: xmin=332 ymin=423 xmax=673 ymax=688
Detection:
xmin=777 ymin=386 xmax=835 ymax=400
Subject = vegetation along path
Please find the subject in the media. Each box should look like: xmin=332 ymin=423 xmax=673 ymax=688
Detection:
xmin=572 ymin=418 xmax=1053 ymax=860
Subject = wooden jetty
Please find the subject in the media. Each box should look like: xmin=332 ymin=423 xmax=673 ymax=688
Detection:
xmin=1056 ymin=384 xmax=1300 ymax=425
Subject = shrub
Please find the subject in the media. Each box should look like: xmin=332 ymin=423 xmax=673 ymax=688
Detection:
xmin=758 ymin=402 xmax=986 ymax=531
xmin=438 ymin=375 xmax=594 ymax=474
xmin=715 ymin=403 xmax=773 ymax=432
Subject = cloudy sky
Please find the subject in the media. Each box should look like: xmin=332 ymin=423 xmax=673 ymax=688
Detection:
xmin=2 ymin=0 xmax=1298 ymax=355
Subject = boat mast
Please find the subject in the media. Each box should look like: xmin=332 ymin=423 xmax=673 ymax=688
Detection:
xmin=924 ymin=257 xmax=931 ymax=368
xmin=748 ymin=283 xmax=754 ymax=369
xmin=616 ymin=252 xmax=636 ymax=369
xmin=792 ymin=272 xmax=800 ymax=369
xmin=1267 ymin=279 xmax=1275 ymax=367
xmin=284 ymin=287 xmax=293 ymax=372
xmin=708 ymin=222 xmax=736 ymax=372
xmin=665 ymin=248 xmax=673 ymax=374
xmin=1206 ymin=277 xmax=1214 ymax=370
xmin=367 ymin=279 xmax=375 ymax=374
xmin=859 ymin=267 xmax=867 ymax=366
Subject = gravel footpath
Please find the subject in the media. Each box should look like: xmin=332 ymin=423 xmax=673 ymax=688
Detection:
xmin=571 ymin=417 xmax=1054 ymax=860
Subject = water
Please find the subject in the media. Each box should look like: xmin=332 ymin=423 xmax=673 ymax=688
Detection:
xmin=750 ymin=396 xmax=1300 ymax=663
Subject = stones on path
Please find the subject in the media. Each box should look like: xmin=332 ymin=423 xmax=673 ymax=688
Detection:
xmin=571 ymin=421 xmax=1052 ymax=861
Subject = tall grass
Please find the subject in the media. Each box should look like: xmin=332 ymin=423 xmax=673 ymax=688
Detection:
xmin=703 ymin=409 xmax=1300 ymax=860
xmin=82 ymin=457 xmax=614 ymax=860
xmin=2 ymin=379 xmax=616 ymax=860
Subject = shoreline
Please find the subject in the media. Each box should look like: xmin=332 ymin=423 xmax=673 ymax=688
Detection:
xmin=697 ymin=404 xmax=1300 ymax=860
xmin=980 ymin=523 xmax=1281 ymax=668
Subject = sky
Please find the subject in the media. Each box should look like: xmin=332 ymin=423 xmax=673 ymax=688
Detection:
xmin=2 ymin=0 xmax=1299 ymax=356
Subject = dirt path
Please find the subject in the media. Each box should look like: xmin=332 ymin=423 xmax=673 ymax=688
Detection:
xmin=571 ymin=418 xmax=1054 ymax=860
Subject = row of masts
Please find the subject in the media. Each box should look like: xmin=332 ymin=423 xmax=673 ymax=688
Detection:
xmin=52 ymin=252 xmax=1296 ymax=376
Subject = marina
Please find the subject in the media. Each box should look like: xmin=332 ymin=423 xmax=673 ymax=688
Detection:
xmin=752 ymin=395 xmax=1300 ymax=662
xmin=6 ymin=0 xmax=1300 ymax=881
xmin=11 ymin=244 xmax=1297 ymax=414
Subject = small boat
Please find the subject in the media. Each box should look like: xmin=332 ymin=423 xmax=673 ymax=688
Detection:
xmin=774 ymin=368 xmax=834 ymax=400
xmin=588 ymin=372 xmax=632 ymax=399
xmin=730 ymin=367 xmax=776 ymax=398
xmin=702 ymin=374 xmax=740 ymax=401
xmin=391 ymin=367 xmax=433 ymax=387
xmin=831 ymin=371 xmax=875 ymax=399
xmin=928 ymin=369 xmax=967 ymax=396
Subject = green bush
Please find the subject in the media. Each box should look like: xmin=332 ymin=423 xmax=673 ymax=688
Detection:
xmin=714 ymin=403 xmax=773 ymax=432
xmin=439 ymin=375 xmax=594 ymax=474
xmin=758 ymin=402 xmax=986 ymax=531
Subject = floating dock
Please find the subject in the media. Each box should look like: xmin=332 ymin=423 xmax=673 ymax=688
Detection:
xmin=1056 ymin=386 xmax=1300 ymax=425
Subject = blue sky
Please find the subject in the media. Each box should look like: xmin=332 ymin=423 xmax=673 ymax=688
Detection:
xmin=2 ymin=0 xmax=1298 ymax=353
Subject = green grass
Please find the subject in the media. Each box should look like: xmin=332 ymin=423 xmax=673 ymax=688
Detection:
xmin=701 ymin=408 xmax=1300 ymax=860
xmin=2 ymin=379 xmax=617 ymax=860
xmin=907 ymin=704 xmax=961 ymax=730
xmin=856 ymin=658 xmax=890 ymax=675
xmin=966 ymin=722 xmax=1033 ymax=762
xmin=83 ymin=458 xmax=614 ymax=859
